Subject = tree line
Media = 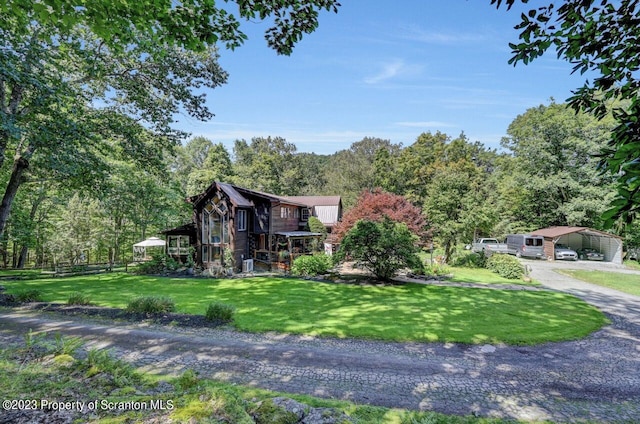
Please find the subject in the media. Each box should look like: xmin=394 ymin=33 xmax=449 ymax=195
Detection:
xmin=5 ymin=98 xmax=638 ymax=267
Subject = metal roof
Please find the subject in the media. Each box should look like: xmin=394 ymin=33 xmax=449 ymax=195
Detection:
xmin=275 ymin=231 xmax=323 ymax=238
xmin=531 ymin=226 xmax=622 ymax=239
xmin=281 ymin=195 xmax=342 ymax=207
xmin=218 ymin=183 xmax=254 ymax=208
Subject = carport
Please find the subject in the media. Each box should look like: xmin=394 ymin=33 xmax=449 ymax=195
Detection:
xmin=531 ymin=226 xmax=623 ymax=264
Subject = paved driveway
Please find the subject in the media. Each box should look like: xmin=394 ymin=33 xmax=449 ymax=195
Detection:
xmin=1 ymin=265 xmax=640 ymax=423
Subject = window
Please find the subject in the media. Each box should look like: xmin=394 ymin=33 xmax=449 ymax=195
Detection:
xmin=301 ymin=208 xmax=310 ymax=221
xmin=294 ymin=208 xmax=300 ymax=219
xmin=280 ymin=207 xmax=290 ymax=219
xmin=237 ymin=209 xmax=247 ymax=231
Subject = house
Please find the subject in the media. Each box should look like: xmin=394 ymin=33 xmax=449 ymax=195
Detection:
xmin=530 ymin=226 xmax=623 ymax=264
xmin=163 ymin=182 xmax=342 ymax=271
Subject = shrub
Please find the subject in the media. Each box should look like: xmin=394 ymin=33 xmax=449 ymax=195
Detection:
xmin=205 ymin=302 xmax=236 ymax=323
xmin=14 ymin=289 xmax=43 ymax=303
xmin=126 ymin=296 xmax=176 ymax=314
xmin=486 ymin=254 xmax=524 ymax=279
xmin=67 ymin=292 xmax=92 ymax=305
xmin=291 ymin=254 xmax=332 ymax=276
xmin=334 ymin=217 xmax=422 ymax=281
xmin=451 ymin=252 xmax=487 ymax=268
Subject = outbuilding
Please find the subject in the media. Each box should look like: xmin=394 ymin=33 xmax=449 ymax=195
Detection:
xmin=530 ymin=226 xmax=623 ymax=264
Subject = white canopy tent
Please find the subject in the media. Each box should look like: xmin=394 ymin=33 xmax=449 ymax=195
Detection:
xmin=133 ymin=237 xmax=166 ymax=262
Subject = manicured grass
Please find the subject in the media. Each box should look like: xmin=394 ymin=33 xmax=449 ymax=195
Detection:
xmin=557 ymin=269 xmax=640 ymax=297
xmin=3 ymin=273 xmax=606 ymax=345
xmin=449 ymin=266 xmax=540 ymax=286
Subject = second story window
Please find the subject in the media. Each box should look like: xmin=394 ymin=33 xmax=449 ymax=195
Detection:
xmin=301 ymin=208 xmax=310 ymax=221
xmin=280 ymin=207 xmax=290 ymax=219
xmin=237 ymin=209 xmax=247 ymax=231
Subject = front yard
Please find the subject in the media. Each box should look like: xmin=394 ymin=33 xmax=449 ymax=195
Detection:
xmin=2 ymin=272 xmax=606 ymax=345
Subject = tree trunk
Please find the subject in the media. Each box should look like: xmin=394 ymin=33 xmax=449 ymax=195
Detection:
xmin=17 ymin=244 xmax=28 ymax=269
xmin=0 ymin=156 xmax=30 ymax=239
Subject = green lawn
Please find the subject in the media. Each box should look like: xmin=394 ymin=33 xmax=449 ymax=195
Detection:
xmin=557 ymin=269 xmax=640 ymax=297
xmin=3 ymin=273 xmax=607 ymax=345
xmin=449 ymin=266 xmax=540 ymax=286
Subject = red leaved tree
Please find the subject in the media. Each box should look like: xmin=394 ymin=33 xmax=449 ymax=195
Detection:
xmin=334 ymin=188 xmax=430 ymax=244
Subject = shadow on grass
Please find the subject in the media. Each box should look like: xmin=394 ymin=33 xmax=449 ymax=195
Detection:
xmin=3 ymin=273 xmax=608 ymax=345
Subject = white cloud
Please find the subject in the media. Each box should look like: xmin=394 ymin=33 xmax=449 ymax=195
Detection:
xmin=399 ymin=24 xmax=489 ymax=45
xmin=364 ymin=59 xmax=406 ymax=84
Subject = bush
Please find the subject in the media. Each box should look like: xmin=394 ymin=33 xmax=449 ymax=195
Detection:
xmin=334 ymin=217 xmax=422 ymax=281
xmin=132 ymin=255 xmax=181 ymax=275
xmin=126 ymin=296 xmax=176 ymax=314
xmin=451 ymin=252 xmax=487 ymax=268
xmin=14 ymin=289 xmax=43 ymax=303
xmin=291 ymin=254 xmax=332 ymax=276
xmin=67 ymin=292 xmax=92 ymax=305
xmin=205 ymin=302 xmax=236 ymax=322
xmin=486 ymin=254 xmax=524 ymax=279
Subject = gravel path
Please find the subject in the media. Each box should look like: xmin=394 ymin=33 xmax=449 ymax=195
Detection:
xmin=1 ymin=265 xmax=640 ymax=423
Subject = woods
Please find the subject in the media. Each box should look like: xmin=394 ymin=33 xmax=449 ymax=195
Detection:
xmin=0 ymin=98 xmax=632 ymax=268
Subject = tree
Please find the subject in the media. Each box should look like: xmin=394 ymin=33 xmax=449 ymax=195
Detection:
xmin=333 ymin=188 xmax=429 ymax=243
xmin=2 ymin=0 xmax=341 ymax=56
xmin=0 ymin=20 xmax=227 ymax=240
xmin=186 ymin=142 xmax=235 ymax=195
xmin=499 ymin=101 xmax=617 ymax=230
xmin=324 ymin=137 xmax=402 ymax=208
xmin=232 ymin=136 xmax=301 ymax=195
xmin=334 ymin=218 xmax=422 ymax=281
xmin=491 ymin=0 xmax=640 ymax=225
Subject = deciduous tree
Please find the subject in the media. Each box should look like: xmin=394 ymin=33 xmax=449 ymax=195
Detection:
xmin=491 ymin=0 xmax=640 ymax=225
xmin=333 ymin=188 xmax=429 ymax=243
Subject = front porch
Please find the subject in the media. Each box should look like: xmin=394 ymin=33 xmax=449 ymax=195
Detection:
xmin=253 ymin=231 xmax=323 ymax=272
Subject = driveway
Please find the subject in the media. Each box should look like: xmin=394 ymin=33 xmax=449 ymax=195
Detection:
xmin=1 ymin=265 xmax=640 ymax=423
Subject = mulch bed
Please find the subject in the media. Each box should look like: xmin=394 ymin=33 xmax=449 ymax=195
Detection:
xmin=0 ymin=294 xmax=225 ymax=329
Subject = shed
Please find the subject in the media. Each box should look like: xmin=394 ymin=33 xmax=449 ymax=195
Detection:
xmin=530 ymin=226 xmax=623 ymax=264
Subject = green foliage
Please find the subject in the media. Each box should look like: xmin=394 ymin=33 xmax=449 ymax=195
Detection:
xmin=291 ymin=254 xmax=332 ymax=276
xmin=307 ymin=216 xmax=327 ymax=240
xmin=14 ymin=289 xmax=43 ymax=303
xmin=126 ymin=296 xmax=176 ymax=314
xmin=486 ymin=255 xmax=524 ymax=280
xmin=500 ymin=102 xmax=616 ymax=230
xmin=251 ymin=399 xmax=300 ymax=424
xmin=452 ymin=252 xmax=487 ymax=269
xmin=175 ymin=369 xmax=201 ymax=391
xmin=67 ymin=292 xmax=92 ymax=306
xmin=335 ymin=217 xmax=422 ymax=281
xmin=133 ymin=255 xmax=181 ymax=274
xmin=492 ymin=0 xmax=640 ymax=226
xmin=84 ymin=348 xmax=142 ymax=386
xmin=205 ymin=302 xmax=236 ymax=323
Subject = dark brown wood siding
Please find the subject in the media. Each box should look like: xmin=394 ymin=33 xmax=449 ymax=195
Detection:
xmin=271 ymin=204 xmax=301 ymax=233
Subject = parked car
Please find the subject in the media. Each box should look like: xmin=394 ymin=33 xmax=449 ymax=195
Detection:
xmin=554 ymin=244 xmax=578 ymax=261
xmin=576 ymin=247 xmax=604 ymax=261
xmin=470 ymin=238 xmax=509 ymax=254
xmin=506 ymin=234 xmax=545 ymax=259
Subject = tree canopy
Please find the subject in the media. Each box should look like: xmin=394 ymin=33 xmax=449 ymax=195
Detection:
xmin=491 ymin=0 xmax=640 ymax=226
xmin=1 ymin=0 xmax=341 ymax=55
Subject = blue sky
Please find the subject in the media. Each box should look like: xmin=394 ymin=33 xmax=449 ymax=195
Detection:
xmin=175 ymin=1 xmax=589 ymax=155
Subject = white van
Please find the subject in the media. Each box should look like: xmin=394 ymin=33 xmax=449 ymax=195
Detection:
xmin=506 ymin=234 xmax=545 ymax=259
